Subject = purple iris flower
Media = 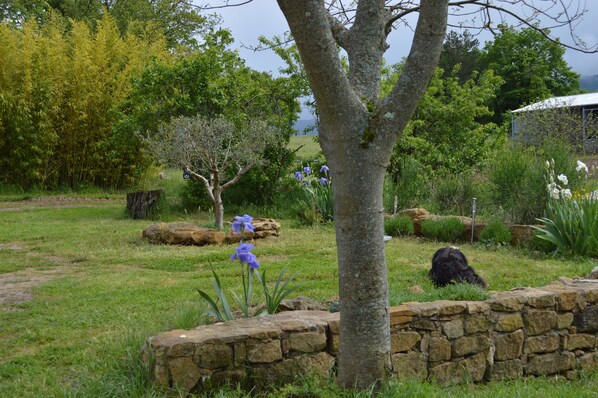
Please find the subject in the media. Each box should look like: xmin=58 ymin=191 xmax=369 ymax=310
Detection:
xmin=320 ymin=165 xmax=329 ymax=174
xmin=230 ymin=243 xmax=260 ymax=269
xmin=303 ymin=166 xmax=311 ymax=174
xmin=232 ymin=214 xmax=254 ymax=234
xmin=294 ymin=171 xmax=303 ymax=181
xmin=320 ymin=177 xmax=329 ymax=186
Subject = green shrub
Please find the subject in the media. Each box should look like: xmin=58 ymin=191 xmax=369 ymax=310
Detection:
xmin=383 ymin=157 xmax=429 ymax=212
xmin=421 ymin=217 xmax=465 ymax=243
xmin=384 ymin=216 xmax=414 ymax=237
xmin=431 ymin=172 xmax=476 ymax=216
xmin=479 ymin=220 xmax=512 ymax=247
xmin=486 ymin=144 xmax=546 ymax=224
xmin=534 ymin=193 xmax=598 ymax=257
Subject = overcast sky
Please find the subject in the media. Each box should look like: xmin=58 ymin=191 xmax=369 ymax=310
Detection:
xmin=212 ymin=1 xmax=598 ymax=78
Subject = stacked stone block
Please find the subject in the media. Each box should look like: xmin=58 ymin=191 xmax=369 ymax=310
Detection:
xmin=145 ymin=278 xmax=598 ymax=393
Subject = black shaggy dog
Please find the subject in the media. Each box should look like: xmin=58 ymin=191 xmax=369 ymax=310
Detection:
xmin=429 ymin=247 xmax=488 ymax=289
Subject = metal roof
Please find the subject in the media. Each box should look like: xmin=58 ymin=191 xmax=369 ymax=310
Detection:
xmin=512 ymin=92 xmax=598 ymax=113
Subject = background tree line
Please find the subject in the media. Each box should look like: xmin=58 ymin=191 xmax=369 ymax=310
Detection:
xmin=0 ymin=1 xmax=301 ymax=193
xmin=0 ymin=1 xmax=584 ymax=200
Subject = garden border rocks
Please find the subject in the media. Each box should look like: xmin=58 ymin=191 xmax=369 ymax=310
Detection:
xmin=142 ymin=218 xmax=281 ymax=246
xmin=144 ymin=277 xmax=598 ymax=393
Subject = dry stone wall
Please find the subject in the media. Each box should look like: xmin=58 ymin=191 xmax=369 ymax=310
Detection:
xmin=144 ymin=278 xmax=598 ymax=393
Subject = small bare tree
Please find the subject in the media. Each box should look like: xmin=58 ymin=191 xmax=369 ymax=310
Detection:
xmin=145 ymin=115 xmax=274 ymax=229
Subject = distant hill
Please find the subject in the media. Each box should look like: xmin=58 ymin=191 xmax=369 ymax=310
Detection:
xmin=581 ymin=75 xmax=598 ymax=92
xmin=293 ymin=119 xmax=318 ymax=136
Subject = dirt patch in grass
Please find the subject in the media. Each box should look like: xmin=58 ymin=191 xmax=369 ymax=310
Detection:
xmin=0 ymin=266 xmax=77 ymax=310
xmin=0 ymin=195 xmax=123 ymax=211
xmin=0 ymin=243 xmax=78 ymax=310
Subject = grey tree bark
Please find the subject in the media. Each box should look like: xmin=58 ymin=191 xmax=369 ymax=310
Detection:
xmin=276 ymin=0 xmax=448 ymax=389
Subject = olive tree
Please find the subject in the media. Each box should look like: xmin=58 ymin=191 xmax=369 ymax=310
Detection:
xmin=145 ymin=115 xmax=274 ymax=229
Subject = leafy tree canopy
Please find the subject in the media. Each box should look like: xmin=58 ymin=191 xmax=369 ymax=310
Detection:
xmin=0 ymin=0 xmax=213 ymax=49
xmin=438 ymin=30 xmax=482 ymax=84
xmin=481 ymin=25 xmax=581 ymax=123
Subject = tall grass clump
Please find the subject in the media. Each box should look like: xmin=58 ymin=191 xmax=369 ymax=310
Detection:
xmin=384 ymin=216 xmax=414 ymax=237
xmin=430 ymin=171 xmax=476 ymax=216
xmin=486 ymin=144 xmax=546 ymax=224
xmin=421 ymin=217 xmax=465 ymax=243
xmin=383 ymin=157 xmax=429 ymax=213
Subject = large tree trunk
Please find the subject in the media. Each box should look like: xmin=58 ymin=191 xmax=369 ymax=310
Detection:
xmin=330 ymin=149 xmax=390 ymax=389
xmin=277 ymin=0 xmax=448 ymax=389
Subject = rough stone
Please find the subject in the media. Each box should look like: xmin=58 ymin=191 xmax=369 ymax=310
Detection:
xmin=525 ymin=352 xmax=575 ymax=376
xmin=233 ymin=343 xmax=246 ymax=367
xmin=328 ymin=334 xmax=339 ymax=356
xmin=246 ymin=339 xmax=282 ymax=364
xmin=142 ymin=223 xmax=226 ymax=246
xmin=525 ymin=290 xmax=557 ymax=308
xmin=169 ymin=356 xmax=204 ymax=393
xmin=288 ymin=331 xmax=327 ymax=353
xmin=524 ymin=333 xmax=560 ymax=354
xmin=251 ymin=352 xmax=334 ymax=387
xmin=577 ymin=352 xmax=598 ymax=371
xmin=428 ymin=336 xmax=451 ymax=362
xmin=442 ymin=319 xmax=464 ymax=339
xmin=563 ymin=334 xmax=596 ymax=350
xmin=453 ymin=335 xmax=491 ymax=358
xmin=194 ymin=342 xmax=231 ymax=369
xmin=410 ymin=318 xmax=437 ymax=331
xmin=494 ymin=330 xmax=524 ymax=361
xmin=465 ymin=314 xmax=492 ymax=334
xmin=524 ymin=309 xmax=557 ymax=335
xmin=557 ymin=313 xmax=574 ymax=329
xmin=488 ymin=359 xmax=523 ymax=381
xmin=397 ymin=208 xmax=430 ymax=220
xmin=429 ymin=352 xmax=486 ymax=385
xmin=392 ymin=351 xmax=428 ymax=380
xmin=226 ymin=218 xmax=281 ymax=242
xmin=494 ymin=313 xmax=523 ymax=332
xmin=391 ymin=331 xmax=421 ymax=353
xmin=573 ymin=305 xmax=598 ymax=332
xmin=488 ymin=293 xmax=525 ymax=312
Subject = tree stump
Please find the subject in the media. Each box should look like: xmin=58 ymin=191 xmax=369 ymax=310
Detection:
xmin=126 ymin=189 xmax=163 ymax=219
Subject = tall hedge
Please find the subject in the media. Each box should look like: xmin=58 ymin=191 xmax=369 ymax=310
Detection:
xmin=0 ymin=13 xmax=168 ymax=189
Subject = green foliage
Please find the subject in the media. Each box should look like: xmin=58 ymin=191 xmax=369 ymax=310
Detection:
xmin=386 ymin=65 xmax=505 ymax=177
xmin=391 ymin=282 xmax=491 ymax=305
xmin=438 ymin=30 xmax=482 ymax=83
xmin=292 ymin=165 xmax=334 ymax=225
xmin=383 ymin=158 xmax=429 ymax=212
xmin=480 ymin=220 xmax=513 ymax=247
xmin=481 ymin=25 xmax=581 ymax=123
xmin=384 ymin=216 xmax=414 ymax=237
xmin=256 ymin=265 xmax=303 ymax=315
xmin=534 ymin=196 xmax=598 ymax=257
xmin=0 ymin=0 xmax=211 ymax=50
xmin=421 ymin=217 xmax=466 ymax=243
xmin=485 ymin=144 xmax=547 ymax=224
xmin=534 ymin=161 xmax=598 ymax=257
xmin=119 ymin=32 xmax=301 ymax=206
xmin=197 ymin=269 xmax=235 ymax=322
xmin=431 ymin=172 xmax=477 ymax=216
xmin=0 ymin=12 xmax=168 ymax=189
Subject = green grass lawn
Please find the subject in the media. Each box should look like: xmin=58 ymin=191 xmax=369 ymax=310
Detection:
xmin=289 ymin=134 xmax=323 ymax=162
xmin=0 ymin=199 xmax=597 ymax=396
